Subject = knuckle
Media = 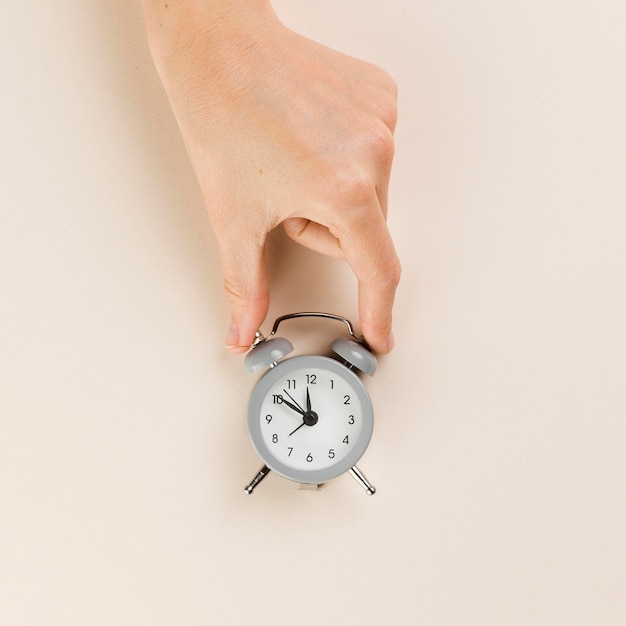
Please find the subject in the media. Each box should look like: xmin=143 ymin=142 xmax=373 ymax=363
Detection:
xmin=223 ymin=276 xmax=247 ymax=310
xmin=331 ymin=165 xmax=374 ymax=206
xmin=223 ymin=271 xmax=269 ymax=317
xmin=364 ymin=123 xmax=395 ymax=165
xmin=379 ymin=257 xmax=402 ymax=293
xmin=389 ymin=258 xmax=402 ymax=288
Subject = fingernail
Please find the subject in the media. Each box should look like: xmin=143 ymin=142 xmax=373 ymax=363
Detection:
xmin=225 ymin=321 xmax=240 ymax=350
xmin=386 ymin=332 xmax=395 ymax=353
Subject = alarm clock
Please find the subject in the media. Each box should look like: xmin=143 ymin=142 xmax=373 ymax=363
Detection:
xmin=243 ymin=312 xmax=377 ymax=495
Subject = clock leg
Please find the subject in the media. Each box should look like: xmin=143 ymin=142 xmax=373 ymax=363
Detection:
xmin=349 ymin=465 xmax=376 ymax=495
xmin=244 ymin=465 xmax=271 ymax=494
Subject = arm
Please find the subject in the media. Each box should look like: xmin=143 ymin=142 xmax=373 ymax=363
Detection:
xmin=141 ymin=0 xmax=400 ymax=353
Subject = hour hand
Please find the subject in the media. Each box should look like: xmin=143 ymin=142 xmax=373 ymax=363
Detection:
xmin=281 ymin=390 xmax=305 ymax=416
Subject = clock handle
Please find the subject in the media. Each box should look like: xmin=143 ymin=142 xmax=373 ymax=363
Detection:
xmin=350 ymin=465 xmax=376 ymax=496
xmin=244 ymin=465 xmax=271 ymax=495
xmin=264 ymin=312 xmax=358 ymax=341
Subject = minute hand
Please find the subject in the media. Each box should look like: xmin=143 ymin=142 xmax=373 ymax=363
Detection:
xmin=289 ymin=421 xmax=306 ymax=437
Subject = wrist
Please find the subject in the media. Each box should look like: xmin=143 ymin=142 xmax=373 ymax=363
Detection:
xmin=142 ymin=0 xmax=278 ymax=64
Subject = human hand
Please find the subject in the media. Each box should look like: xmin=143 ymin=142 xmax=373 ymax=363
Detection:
xmin=142 ymin=0 xmax=401 ymax=354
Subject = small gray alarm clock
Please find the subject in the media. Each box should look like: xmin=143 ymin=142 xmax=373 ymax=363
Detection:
xmin=243 ymin=312 xmax=377 ymax=495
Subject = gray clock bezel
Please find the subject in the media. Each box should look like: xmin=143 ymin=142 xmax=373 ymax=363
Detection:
xmin=247 ymin=354 xmax=374 ymax=484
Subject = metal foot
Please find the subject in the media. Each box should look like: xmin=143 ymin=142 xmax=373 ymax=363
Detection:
xmin=244 ymin=465 xmax=271 ymax=494
xmin=350 ymin=465 xmax=376 ymax=495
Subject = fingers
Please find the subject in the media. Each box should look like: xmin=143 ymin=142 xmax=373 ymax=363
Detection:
xmin=218 ymin=200 xmax=400 ymax=357
xmin=337 ymin=207 xmax=401 ymax=355
xmin=218 ymin=228 xmax=270 ymax=354
xmin=328 ymin=142 xmax=398 ymax=353
xmin=223 ymin=208 xmax=398 ymax=356
xmin=282 ymin=218 xmax=345 ymax=260
xmin=214 ymin=170 xmax=399 ymax=357
xmin=342 ymin=130 xmax=399 ymax=352
xmin=284 ymin=178 xmax=400 ymax=354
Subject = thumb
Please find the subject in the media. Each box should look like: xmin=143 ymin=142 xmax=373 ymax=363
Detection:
xmin=219 ymin=232 xmax=270 ymax=354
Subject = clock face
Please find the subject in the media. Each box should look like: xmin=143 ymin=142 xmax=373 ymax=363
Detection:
xmin=247 ymin=355 xmax=374 ymax=484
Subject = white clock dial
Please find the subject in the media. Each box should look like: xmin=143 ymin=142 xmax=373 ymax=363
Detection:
xmin=259 ymin=366 xmax=363 ymax=471
xmin=248 ymin=355 xmax=374 ymax=483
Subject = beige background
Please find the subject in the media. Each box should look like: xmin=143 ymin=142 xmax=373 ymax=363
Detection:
xmin=1 ymin=1 xmax=625 ymax=624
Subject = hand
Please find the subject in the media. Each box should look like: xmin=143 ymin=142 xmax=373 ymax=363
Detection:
xmin=142 ymin=1 xmax=401 ymax=354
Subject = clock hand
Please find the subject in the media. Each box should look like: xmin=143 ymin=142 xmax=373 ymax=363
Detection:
xmin=287 ymin=387 xmax=319 ymax=436
xmin=289 ymin=421 xmax=306 ymax=437
xmin=282 ymin=389 xmax=305 ymax=415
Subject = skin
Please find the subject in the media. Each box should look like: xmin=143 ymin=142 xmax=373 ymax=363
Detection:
xmin=141 ymin=0 xmax=401 ymax=354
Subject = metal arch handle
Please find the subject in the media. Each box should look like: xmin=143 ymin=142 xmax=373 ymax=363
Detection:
xmin=262 ymin=312 xmax=358 ymax=342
